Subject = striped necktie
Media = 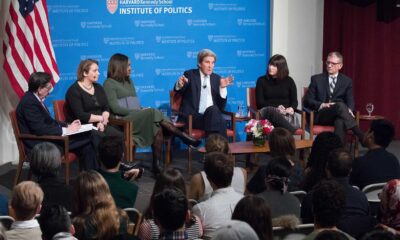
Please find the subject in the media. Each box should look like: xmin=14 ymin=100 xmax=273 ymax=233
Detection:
xmin=329 ymin=76 xmax=337 ymax=95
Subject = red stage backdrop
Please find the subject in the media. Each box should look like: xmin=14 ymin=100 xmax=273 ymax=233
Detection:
xmin=323 ymin=0 xmax=400 ymax=138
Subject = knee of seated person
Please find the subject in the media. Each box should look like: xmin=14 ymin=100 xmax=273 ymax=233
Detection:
xmin=334 ymin=102 xmax=347 ymax=110
xmin=205 ymin=105 xmax=221 ymax=114
xmin=261 ymin=106 xmax=276 ymax=114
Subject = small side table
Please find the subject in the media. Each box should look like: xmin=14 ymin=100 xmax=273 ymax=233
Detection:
xmin=359 ymin=115 xmax=385 ymax=121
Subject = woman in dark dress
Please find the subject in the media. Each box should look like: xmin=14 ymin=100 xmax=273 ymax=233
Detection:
xmin=256 ymin=54 xmax=299 ymax=133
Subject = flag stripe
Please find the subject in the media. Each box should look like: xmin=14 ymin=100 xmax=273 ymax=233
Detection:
xmin=3 ymin=0 xmax=59 ymax=98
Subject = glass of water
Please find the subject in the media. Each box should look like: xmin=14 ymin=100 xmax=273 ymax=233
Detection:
xmin=170 ymin=112 xmax=178 ymax=124
xmin=366 ymin=103 xmax=374 ymax=117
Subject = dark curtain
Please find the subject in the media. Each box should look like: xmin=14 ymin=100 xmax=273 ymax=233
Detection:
xmin=323 ymin=0 xmax=400 ymax=138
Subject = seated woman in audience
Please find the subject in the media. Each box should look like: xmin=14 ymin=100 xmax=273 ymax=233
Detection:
xmin=139 ymin=168 xmax=203 ymax=240
xmin=255 ymin=54 xmax=299 ymax=133
xmin=72 ymin=171 xmax=130 ymax=240
xmin=65 ymin=59 xmax=123 ymax=140
xmin=301 ymin=132 xmax=343 ymax=191
xmin=247 ymin=127 xmax=302 ymax=194
xmin=103 ymin=53 xmax=200 ymax=174
xmin=30 ymin=142 xmax=74 ymax=212
xmin=377 ymin=179 xmax=400 ymax=235
xmin=256 ymin=157 xmax=301 ymax=227
xmin=232 ymin=195 xmax=273 ymax=240
xmin=189 ymin=134 xmax=247 ymax=201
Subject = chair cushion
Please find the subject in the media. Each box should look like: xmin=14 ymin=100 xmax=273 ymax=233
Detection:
xmin=62 ymin=153 xmax=77 ymax=163
xmin=294 ymin=129 xmax=304 ymax=136
xmin=190 ymin=129 xmax=206 ymax=139
xmin=227 ymin=129 xmax=235 ymax=137
xmin=312 ymin=125 xmax=335 ymax=134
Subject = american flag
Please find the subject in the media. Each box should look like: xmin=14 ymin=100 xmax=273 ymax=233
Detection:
xmin=2 ymin=0 xmax=59 ymax=98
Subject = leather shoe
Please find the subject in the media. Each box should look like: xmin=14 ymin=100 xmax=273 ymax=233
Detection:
xmin=180 ymin=132 xmax=201 ymax=147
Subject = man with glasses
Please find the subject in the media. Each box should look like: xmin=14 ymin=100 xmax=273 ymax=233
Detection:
xmin=16 ymin=72 xmax=98 ymax=170
xmin=303 ymin=51 xmax=365 ymax=144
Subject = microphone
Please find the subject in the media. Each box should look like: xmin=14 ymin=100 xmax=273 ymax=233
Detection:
xmin=202 ymin=84 xmax=207 ymax=89
xmin=202 ymin=76 xmax=208 ymax=89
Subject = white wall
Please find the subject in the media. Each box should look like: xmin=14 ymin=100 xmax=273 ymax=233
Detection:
xmin=271 ymin=0 xmax=324 ymax=107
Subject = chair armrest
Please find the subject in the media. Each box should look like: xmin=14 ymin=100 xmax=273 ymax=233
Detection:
xmin=109 ymin=118 xmax=131 ymax=129
xmin=19 ymin=134 xmax=70 ymax=156
xmin=248 ymin=107 xmax=260 ymax=119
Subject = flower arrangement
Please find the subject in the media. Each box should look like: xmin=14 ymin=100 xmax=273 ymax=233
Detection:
xmin=244 ymin=119 xmax=274 ymax=146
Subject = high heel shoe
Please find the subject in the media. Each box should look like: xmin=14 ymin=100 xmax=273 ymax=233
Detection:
xmin=160 ymin=121 xmax=201 ymax=147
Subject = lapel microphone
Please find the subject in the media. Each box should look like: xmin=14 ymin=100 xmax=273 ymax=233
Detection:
xmin=202 ymin=76 xmax=208 ymax=89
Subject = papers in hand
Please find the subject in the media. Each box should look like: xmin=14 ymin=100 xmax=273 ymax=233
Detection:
xmin=65 ymin=124 xmax=97 ymax=136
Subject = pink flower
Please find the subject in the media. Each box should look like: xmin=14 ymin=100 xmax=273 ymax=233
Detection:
xmin=244 ymin=119 xmax=274 ymax=136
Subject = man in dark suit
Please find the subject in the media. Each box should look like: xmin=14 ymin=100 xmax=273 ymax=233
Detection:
xmin=174 ymin=49 xmax=233 ymax=138
xmin=304 ymin=51 xmax=364 ymax=143
xmin=16 ymin=72 xmax=98 ymax=170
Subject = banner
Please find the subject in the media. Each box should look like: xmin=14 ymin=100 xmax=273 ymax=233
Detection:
xmin=46 ymin=0 xmax=270 ymax=141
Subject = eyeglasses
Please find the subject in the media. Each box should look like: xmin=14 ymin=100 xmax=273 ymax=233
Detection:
xmin=42 ymin=84 xmax=53 ymax=92
xmin=326 ymin=61 xmax=342 ymax=66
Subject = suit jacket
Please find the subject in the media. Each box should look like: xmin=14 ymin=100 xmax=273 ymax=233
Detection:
xmin=304 ymin=72 xmax=354 ymax=111
xmin=16 ymin=91 xmax=66 ymax=149
xmin=175 ymin=69 xmax=226 ymax=116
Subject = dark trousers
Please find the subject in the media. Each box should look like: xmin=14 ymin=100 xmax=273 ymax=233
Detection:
xmin=315 ymin=102 xmax=357 ymax=141
xmin=66 ymin=130 xmax=98 ymax=171
xmin=191 ymin=105 xmax=227 ymax=138
xmin=259 ymin=106 xmax=297 ymax=133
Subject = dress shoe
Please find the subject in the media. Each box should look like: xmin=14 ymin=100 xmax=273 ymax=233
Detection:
xmin=180 ymin=132 xmax=201 ymax=147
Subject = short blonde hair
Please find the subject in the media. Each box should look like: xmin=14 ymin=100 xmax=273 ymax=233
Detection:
xmin=11 ymin=181 xmax=43 ymax=220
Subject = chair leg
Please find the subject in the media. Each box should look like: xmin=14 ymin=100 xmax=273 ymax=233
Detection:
xmin=13 ymin=158 xmax=24 ymax=187
xmin=65 ymin=162 xmax=70 ymax=185
xmin=165 ymin=138 xmax=172 ymax=167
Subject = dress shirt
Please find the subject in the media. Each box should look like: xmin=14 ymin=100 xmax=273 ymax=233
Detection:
xmin=192 ymin=186 xmax=243 ymax=239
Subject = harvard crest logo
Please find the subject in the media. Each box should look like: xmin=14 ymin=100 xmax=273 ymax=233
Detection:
xmin=107 ymin=0 xmax=118 ymax=14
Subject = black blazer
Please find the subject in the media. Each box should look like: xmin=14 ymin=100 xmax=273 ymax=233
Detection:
xmin=304 ymin=72 xmax=355 ymax=111
xmin=174 ymin=69 xmax=226 ymax=116
xmin=16 ymin=91 xmax=66 ymax=149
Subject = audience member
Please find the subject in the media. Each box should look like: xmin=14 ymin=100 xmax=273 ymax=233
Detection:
xmin=139 ymin=168 xmax=203 ymax=240
xmin=104 ymin=53 xmax=200 ymax=174
xmin=174 ymin=49 xmax=234 ymax=138
xmin=315 ymin=230 xmax=349 ymax=240
xmin=303 ymin=180 xmax=353 ymax=240
xmin=256 ymin=157 xmax=301 ymax=227
xmin=350 ymin=119 xmax=399 ymax=189
xmin=153 ymin=187 xmax=189 ymax=239
xmin=303 ymin=51 xmax=365 ymax=144
xmin=377 ymin=179 xmax=400 ymax=235
xmin=302 ymin=132 xmax=343 ymax=191
xmin=98 ymin=136 xmax=139 ymax=209
xmin=72 ymin=171 xmax=130 ymax=240
xmin=30 ymin=142 xmax=74 ymax=212
xmin=256 ymin=54 xmax=299 ymax=133
xmin=0 ymin=224 xmax=5 ymax=240
xmin=192 ymin=152 xmax=244 ymax=238
xmin=247 ymin=127 xmax=302 ymax=194
xmin=189 ymin=134 xmax=246 ymax=201
xmin=211 ymin=220 xmax=259 ymax=240
xmin=6 ymin=181 xmax=43 ymax=240
xmin=232 ymin=195 xmax=272 ymax=240
xmin=302 ymin=149 xmax=375 ymax=238
xmin=362 ymin=229 xmax=398 ymax=240
xmin=16 ymin=72 xmax=97 ymax=170
xmin=37 ymin=204 xmax=77 ymax=240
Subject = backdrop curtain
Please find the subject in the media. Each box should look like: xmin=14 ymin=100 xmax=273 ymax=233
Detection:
xmin=323 ymin=0 xmax=400 ymax=138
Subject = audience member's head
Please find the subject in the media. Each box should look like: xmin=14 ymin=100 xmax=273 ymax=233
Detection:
xmin=379 ymin=179 xmax=400 ymax=230
xmin=99 ymin=136 xmax=124 ymax=170
xmin=362 ymin=229 xmax=397 ymax=240
xmin=367 ymin=119 xmax=395 ymax=149
xmin=326 ymin=148 xmax=353 ymax=178
xmin=153 ymin=187 xmax=188 ymax=232
xmin=205 ymin=134 xmax=229 ymax=154
xmin=232 ymin=196 xmax=272 ymax=240
xmin=38 ymin=204 xmax=74 ymax=240
xmin=204 ymin=152 xmax=233 ymax=189
xmin=30 ymin=142 xmax=61 ymax=178
xmin=107 ymin=53 xmax=131 ymax=82
xmin=10 ymin=181 xmax=43 ymax=221
xmin=211 ymin=220 xmax=259 ymax=240
xmin=315 ymin=230 xmax=348 ymax=240
xmin=265 ymin=157 xmax=292 ymax=193
xmin=312 ymin=179 xmax=346 ymax=228
xmin=73 ymin=170 xmax=123 ymax=239
xmin=28 ymin=72 xmax=52 ymax=93
xmin=269 ymin=127 xmax=295 ymax=158
xmin=303 ymin=132 xmax=343 ymax=191
xmin=145 ymin=168 xmax=186 ymax=218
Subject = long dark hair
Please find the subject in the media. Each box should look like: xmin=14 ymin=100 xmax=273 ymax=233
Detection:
xmin=268 ymin=54 xmax=289 ymax=80
xmin=107 ymin=53 xmax=131 ymax=83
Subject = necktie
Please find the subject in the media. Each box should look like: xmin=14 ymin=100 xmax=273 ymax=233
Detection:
xmin=40 ymin=100 xmax=49 ymax=113
xmin=329 ymin=76 xmax=336 ymax=95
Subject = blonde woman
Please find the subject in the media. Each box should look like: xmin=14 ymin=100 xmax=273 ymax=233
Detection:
xmin=72 ymin=171 xmax=129 ymax=240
